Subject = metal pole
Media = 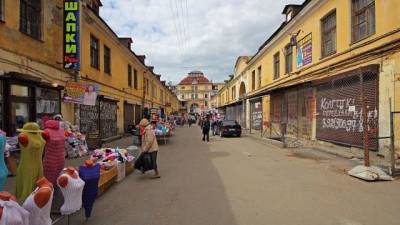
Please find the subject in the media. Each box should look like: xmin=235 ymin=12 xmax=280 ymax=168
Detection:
xmin=390 ymin=98 xmax=395 ymax=174
xmin=361 ymin=72 xmax=370 ymax=167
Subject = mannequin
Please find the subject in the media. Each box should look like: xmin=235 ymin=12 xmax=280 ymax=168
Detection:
xmin=0 ymin=191 xmax=29 ymax=225
xmin=43 ymin=120 xmax=65 ymax=185
xmin=16 ymin=123 xmax=46 ymax=202
xmin=22 ymin=177 xmax=53 ymax=225
xmin=79 ymin=159 xmax=100 ymax=219
xmin=0 ymin=134 xmax=8 ymax=191
xmin=57 ymin=167 xmax=85 ymax=215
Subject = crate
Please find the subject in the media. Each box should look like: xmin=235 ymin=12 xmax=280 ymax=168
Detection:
xmin=98 ymin=165 xmax=118 ymax=196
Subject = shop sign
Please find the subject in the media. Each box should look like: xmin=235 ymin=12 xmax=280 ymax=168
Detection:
xmin=64 ymin=82 xmax=99 ymax=106
xmin=296 ymin=33 xmax=312 ymax=68
xmin=63 ymin=0 xmax=80 ymax=70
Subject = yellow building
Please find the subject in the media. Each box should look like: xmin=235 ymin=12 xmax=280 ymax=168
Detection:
xmin=0 ymin=0 xmax=73 ymax=136
xmin=218 ymin=0 xmax=400 ymax=157
xmin=78 ymin=0 xmax=178 ymax=145
xmin=177 ymin=71 xmax=213 ymax=113
xmin=0 ymin=0 xmax=179 ymax=145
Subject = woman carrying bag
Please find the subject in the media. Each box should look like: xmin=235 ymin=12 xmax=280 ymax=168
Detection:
xmin=134 ymin=119 xmax=161 ymax=179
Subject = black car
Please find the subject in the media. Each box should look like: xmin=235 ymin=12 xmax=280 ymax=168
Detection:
xmin=219 ymin=120 xmax=241 ymax=137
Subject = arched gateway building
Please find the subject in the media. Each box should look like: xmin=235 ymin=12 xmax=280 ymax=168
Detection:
xmin=176 ymin=71 xmax=223 ymax=114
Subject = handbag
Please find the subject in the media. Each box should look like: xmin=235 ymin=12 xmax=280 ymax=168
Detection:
xmin=134 ymin=152 xmax=154 ymax=173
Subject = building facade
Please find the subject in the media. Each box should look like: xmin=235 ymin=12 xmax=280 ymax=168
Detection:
xmin=0 ymin=0 xmax=179 ymax=144
xmin=217 ymin=0 xmax=400 ymax=158
xmin=177 ymin=71 xmax=214 ymax=114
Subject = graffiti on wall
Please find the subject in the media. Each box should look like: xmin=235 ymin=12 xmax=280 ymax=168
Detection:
xmin=319 ymin=97 xmax=378 ymax=133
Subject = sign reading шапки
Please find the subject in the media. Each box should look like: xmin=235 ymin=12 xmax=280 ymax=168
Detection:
xmin=63 ymin=0 xmax=80 ymax=70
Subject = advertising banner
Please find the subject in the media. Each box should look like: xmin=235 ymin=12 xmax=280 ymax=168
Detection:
xmin=64 ymin=82 xmax=99 ymax=106
xmin=296 ymin=33 xmax=312 ymax=68
xmin=64 ymin=0 xmax=80 ymax=70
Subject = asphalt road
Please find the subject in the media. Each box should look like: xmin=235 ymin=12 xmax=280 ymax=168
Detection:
xmin=60 ymin=126 xmax=400 ymax=225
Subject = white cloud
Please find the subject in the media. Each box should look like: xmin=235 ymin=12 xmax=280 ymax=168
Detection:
xmin=100 ymin=0 xmax=304 ymax=83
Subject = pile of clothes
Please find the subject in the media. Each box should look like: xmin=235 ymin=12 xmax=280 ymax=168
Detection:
xmin=154 ymin=122 xmax=172 ymax=136
xmin=91 ymin=148 xmax=134 ymax=169
xmin=63 ymin=122 xmax=88 ymax=158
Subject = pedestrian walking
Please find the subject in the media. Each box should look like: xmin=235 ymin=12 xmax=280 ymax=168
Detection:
xmin=139 ymin=118 xmax=160 ymax=179
xmin=202 ymin=116 xmax=210 ymax=142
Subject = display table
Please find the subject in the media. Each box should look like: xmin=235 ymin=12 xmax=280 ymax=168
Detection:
xmin=98 ymin=165 xmax=118 ymax=196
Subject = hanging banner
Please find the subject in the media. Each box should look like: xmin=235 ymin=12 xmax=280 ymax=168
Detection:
xmin=296 ymin=33 xmax=312 ymax=68
xmin=63 ymin=82 xmax=99 ymax=106
xmin=63 ymin=0 xmax=80 ymax=70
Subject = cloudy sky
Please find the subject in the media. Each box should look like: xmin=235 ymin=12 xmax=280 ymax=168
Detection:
xmin=100 ymin=0 xmax=303 ymax=84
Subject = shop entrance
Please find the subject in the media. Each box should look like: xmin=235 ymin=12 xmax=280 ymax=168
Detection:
xmin=1 ymin=77 xmax=61 ymax=136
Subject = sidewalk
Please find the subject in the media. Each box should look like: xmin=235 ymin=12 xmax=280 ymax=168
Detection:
xmin=243 ymin=129 xmax=392 ymax=172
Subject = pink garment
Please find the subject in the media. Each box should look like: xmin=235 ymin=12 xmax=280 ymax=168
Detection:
xmin=43 ymin=120 xmax=66 ymax=185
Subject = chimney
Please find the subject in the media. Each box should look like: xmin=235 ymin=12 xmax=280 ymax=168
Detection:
xmin=148 ymin=66 xmax=154 ymax=73
xmin=118 ymin=37 xmax=133 ymax=49
xmin=138 ymin=55 xmax=146 ymax=64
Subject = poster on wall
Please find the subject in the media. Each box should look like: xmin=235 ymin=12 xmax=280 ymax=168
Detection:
xmin=296 ymin=33 xmax=312 ymax=68
xmin=63 ymin=82 xmax=99 ymax=106
xmin=64 ymin=0 xmax=80 ymax=70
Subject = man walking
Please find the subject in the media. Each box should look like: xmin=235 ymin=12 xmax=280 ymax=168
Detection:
xmin=202 ymin=116 xmax=211 ymax=142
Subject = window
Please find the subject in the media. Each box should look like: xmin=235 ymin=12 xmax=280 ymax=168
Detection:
xmin=251 ymin=70 xmax=256 ymax=90
xmin=90 ymin=35 xmax=99 ymax=69
xmin=352 ymin=0 xmax=375 ymax=43
xmin=231 ymin=86 xmax=236 ymax=99
xmin=321 ymin=11 xmax=337 ymax=57
xmin=257 ymin=66 xmax=262 ymax=88
xmin=0 ymin=0 xmax=4 ymax=21
xmin=181 ymin=87 xmax=185 ymax=90
xmin=273 ymin=52 xmax=280 ymax=79
xmin=104 ymin=45 xmax=111 ymax=74
xmin=152 ymin=83 xmax=155 ymax=98
xmin=133 ymin=69 xmax=138 ymax=89
xmin=285 ymin=44 xmax=293 ymax=74
xmin=127 ymin=65 xmax=132 ymax=87
xmin=20 ymin=0 xmax=42 ymax=39
xmin=205 ymin=94 xmax=208 ymax=99
xmin=181 ymin=94 xmax=184 ymax=99
xmin=160 ymin=89 xmax=164 ymax=103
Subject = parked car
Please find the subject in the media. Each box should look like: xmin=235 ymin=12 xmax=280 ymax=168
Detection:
xmin=219 ymin=120 xmax=241 ymax=137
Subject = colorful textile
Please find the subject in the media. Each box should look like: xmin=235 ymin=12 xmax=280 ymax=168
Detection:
xmin=0 ymin=135 xmax=8 ymax=191
xmin=43 ymin=120 xmax=66 ymax=185
xmin=79 ymin=164 xmax=100 ymax=218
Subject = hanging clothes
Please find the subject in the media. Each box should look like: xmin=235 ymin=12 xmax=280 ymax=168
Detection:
xmin=0 ymin=135 xmax=8 ymax=191
xmin=79 ymin=163 xmax=100 ymax=218
xmin=22 ymin=186 xmax=53 ymax=225
xmin=0 ymin=199 xmax=30 ymax=225
xmin=43 ymin=120 xmax=66 ymax=185
xmin=16 ymin=123 xmax=46 ymax=202
xmin=57 ymin=170 xmax=85 ymax=215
